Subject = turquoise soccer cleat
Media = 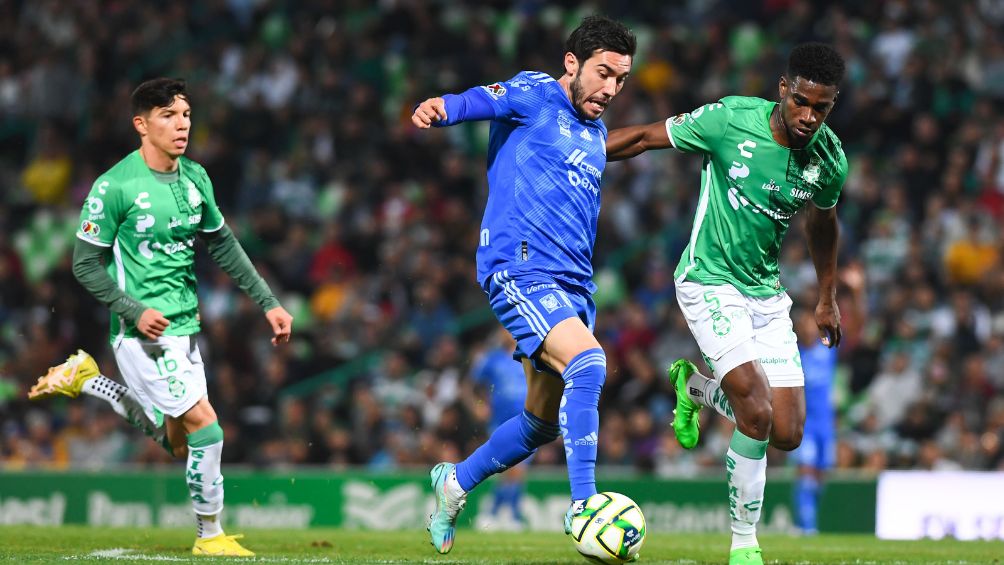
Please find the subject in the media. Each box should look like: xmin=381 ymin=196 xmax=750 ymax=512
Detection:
xmin=428 ymin=462 xmax=466 ymax=554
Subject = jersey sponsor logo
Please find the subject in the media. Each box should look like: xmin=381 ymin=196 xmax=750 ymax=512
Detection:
xmin=539 ymin=293 xmax=561 ymax=313
xmin=728 ymin=162 xmax=750 ymax=180
xmin=168 ymin=216 xmax=182 ymax=229
xmin=136 ymin=214 xmax=155 ymax=233
xmin=189 ymin=214 xmax=201 ymax=224
xmin=86 ymin=196 xmax=104 ymax=215
xmin=134 ymin=192 xmax=151 ymax=209
xmin=670 ymin=113 xmax=688 ymax=126
xmin=479 ymin=228 xmax=489 ymax=247
xmin=762 ymin=179 xmax=781 ymax=192
xmin=187 ymin=183 xmax=202 ymax=209
xmin=138 ymin=240 xmax=154 ymax=259
xmin=80 ymin=221 xmax=100 ymax=237
xmin=557 ymin=110 xmax=572 ymax=138
xmin=790 ymin=188 xmax=812 ymax=200
xmin=481 ymin=82 xmax=507 ymax=100
xmin=579 ymin=128 xmax=592 ymax=142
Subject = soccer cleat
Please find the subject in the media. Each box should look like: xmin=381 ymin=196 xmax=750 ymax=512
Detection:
xmin=668 ymin=358 xmax=702 ymax=449
xmin=28 ymin=350 xmax=100 ymax=400
xmin=192 ymin=533 xmax=254 ymax=557
xmin=563 ymin=499 xmax=586 ymax=535
xmin=729 ymin=546 xmax=764 ymax=565
xmin=428 ymin=462 xmax=466 ymax=554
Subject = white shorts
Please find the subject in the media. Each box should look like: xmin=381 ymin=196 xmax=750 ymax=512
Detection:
xmin=113 ymin=335 xmax=208 ymax=424
xmin=675 ymin=281 xmax=803 ymax=387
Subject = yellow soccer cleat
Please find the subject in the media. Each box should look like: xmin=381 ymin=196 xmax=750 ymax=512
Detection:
xmin=192 ymin=533 xmax=255 ymax=557
xmin=28 ymin=350 xmax=100 ymax=400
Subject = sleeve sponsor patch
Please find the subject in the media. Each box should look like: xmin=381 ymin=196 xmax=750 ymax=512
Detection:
xmin=481 ymin=82 xmax=507 ymax=99
xmin=80 ymin=220 xmax=101 ymax=237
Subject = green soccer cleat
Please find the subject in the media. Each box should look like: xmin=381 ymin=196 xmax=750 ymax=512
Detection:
xmin=428 ymin=462 xmax=466 ymax=554
xmin=668 ymin=359 xmax=702 ymax=449
xmin=729 ymin=546 xmax=763 ymax=565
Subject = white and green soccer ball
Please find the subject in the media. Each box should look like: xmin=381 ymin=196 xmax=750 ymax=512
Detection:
xmin=569 ymin=491 xmax=647 ymax=564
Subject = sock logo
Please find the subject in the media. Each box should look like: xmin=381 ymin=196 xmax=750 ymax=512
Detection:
xmin=574 ymin=432 xmax=598 ymax=446
xmin=689 ymin=386 xmax=704 ymax=399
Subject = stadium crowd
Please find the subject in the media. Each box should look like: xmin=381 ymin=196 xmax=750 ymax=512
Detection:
xmin=2 ymin=0 xmax=1004 ymax=475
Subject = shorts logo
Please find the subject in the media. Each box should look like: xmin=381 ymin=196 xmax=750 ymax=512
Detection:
xmin=167 ymin=376 xmax=186 ymax=399
xmin=481 ymin=83 xmax=507 ymax=99
xmin=539 ymin=293 xmax=561 ymax=313
xmin=703 ymin=291 xmax=732 ymax=337
xmin=80 ymin=221 xmax=100 ymax=237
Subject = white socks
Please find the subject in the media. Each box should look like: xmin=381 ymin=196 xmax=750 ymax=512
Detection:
xmin=687 ymin=372 xmax=736 ymax=424
xmin=726 ymin=430 xmax=768 ymax=550
xmin=186 ymin=422 xmax=226 ymax=537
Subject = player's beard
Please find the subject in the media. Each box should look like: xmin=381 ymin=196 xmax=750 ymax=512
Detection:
xmin=570 ymin=70 xmax=589 ymax=117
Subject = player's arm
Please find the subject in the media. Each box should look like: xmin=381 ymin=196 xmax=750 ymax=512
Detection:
xmin=805 ymin=204 xmax=841 ymax=348
xmin=412 ymin=86 xmax=499 ymax=129
xmin=71 ymin=239 xmax=169 ymax=339
xmin=605 ymin=121 xmax=672 ymax=161
xmin=198 ymin=225 xmax=292 ymax=345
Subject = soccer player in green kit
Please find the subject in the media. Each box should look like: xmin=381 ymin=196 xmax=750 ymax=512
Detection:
xmin=29 ymin=78 xmax=293 ymax=557
xmin=606 ymin=43 xmax=846 ymax=564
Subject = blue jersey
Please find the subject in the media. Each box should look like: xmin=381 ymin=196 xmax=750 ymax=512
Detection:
xmin=472 ymin=348 xmax=528 ymax=429
xmin=800 ymin=342 xmax=837 ymax=433
xmin=438 ymin=71 xmax=608 ymax=293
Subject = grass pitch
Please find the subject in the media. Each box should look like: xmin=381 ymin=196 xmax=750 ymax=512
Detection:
xmin=0 ymin=526 xmax=1001 ymax=564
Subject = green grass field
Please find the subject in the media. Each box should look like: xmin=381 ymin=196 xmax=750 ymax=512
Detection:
xmin=0 ymin=527 xmax=1001 ymax=564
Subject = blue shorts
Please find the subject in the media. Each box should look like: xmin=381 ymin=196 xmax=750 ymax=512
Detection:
xmin=792 ymin=426 xmax=835 ymax=470
xmin=487 ymin=270 xmax=595 ymax=366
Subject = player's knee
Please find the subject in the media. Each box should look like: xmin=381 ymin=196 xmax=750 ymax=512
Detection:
xmin=736 ymin=398 xmax=773 ymax=440
xmin=172 ymin=444 xmax=189 ymax=459
xmin=771 ymin=427 xmax=803 ymax=451
xmin=562 ymin=348 xmax=607 ymax=390
xmin=520 ymin=409 xmax=561 ymax=447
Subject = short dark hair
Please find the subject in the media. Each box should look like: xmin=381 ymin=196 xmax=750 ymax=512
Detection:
xmin=565 ymin=15 xmax=636 ymax=64
xmin=786 ymin=43 xmax=845 ymax=86
xmin=131 ymin=78 xmax=189 ymax=116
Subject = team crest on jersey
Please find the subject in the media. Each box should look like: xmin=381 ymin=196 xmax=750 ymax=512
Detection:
xmin=481 ymin=82 xmax=507 ymax=100
xmin=557 ymin=110 xmax=572 ymax=137
xmin=80 ymin=221 xmax=100 ymax=237
xmin=539 ymin=293 xmax=561 ymax=314
xmin=187 ymin=182 xmax=202 ymax=209
xmin=802 ymin=157 xmax=821 ymax=184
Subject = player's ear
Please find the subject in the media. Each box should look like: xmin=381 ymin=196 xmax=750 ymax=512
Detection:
xmin=563 ymin=52 xmax=579 ymax=77
xmin=132 ymin=114 xmax=147 ymax=136
xmin=778 ymin=75 xmax=788 ymax=100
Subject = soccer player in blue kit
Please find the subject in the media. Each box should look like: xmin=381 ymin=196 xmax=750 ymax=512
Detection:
xmin=471 ymin=328 xmax=530 ymax=525
xmin=411 ymin=15 xmax=635 ymax=554
xmin=792 ymin=309 xmax=837 ymax=534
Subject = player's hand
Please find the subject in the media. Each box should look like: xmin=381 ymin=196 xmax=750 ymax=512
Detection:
xmin=815 ymin=299 xmax=841 ymax=348
xmin=265 ymin=306 xmax=293 ymax=346
xmin=136 ymin=308 xmax=170 ymax=340
xmin=411 ymin=97 xmax=447 ymax=129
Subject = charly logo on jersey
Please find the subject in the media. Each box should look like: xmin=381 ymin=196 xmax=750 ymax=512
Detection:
xmin=481 ymin=82 xmax=507 ymax=100
xmin=187 ymin=182 xmax=202 ymax=209
xmin=134 ymin=192 xmax=151 ymax=209
xmin=557 ymin=110 xmax=572 ymax=137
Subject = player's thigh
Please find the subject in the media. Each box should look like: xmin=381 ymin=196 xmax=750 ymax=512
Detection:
xmin=676 ymin=281 xmax=754 ymax=380
xmin=488 ymin=271 xmax=598 ymax=375
xmin=750 ymin=292 xmax=803 ymax=388
xmin=522 ymin=358 xmax=563 ymax=422
xmin=113 ymin=335 xmax=208 ymax=422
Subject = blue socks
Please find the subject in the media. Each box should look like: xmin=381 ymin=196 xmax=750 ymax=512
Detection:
xmin=795 ymin=474 xmax=820 ymax=532
xmin=559 ymin=348 xmax=606 ymax=501
xmin=455 ymin=410 xmax=559 ymax=492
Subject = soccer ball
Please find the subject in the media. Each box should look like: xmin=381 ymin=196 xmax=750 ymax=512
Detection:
xmin=569 ymin=491 xmax=646 ymax=564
